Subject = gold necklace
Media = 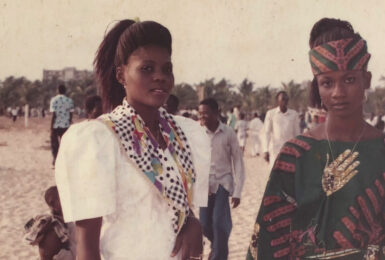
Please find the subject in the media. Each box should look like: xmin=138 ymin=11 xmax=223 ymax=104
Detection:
xmin=149 ymin=126 xmax=161 ymax=142
xmin=155 ymin=128 xmax=163 ymax=143
xmin=322 ymin=121 xmax=366 ymax=196
xmin=150 ymin=125 xmax=165 ymax=147
xmin=325 ymin=121 xmax=366 ymax=161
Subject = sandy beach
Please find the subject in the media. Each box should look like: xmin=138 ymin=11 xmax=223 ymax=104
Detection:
xmin=0 ymin=115 xmax=269 ymax=260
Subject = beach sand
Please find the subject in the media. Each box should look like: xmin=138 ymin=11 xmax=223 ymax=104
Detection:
xmin=0 ymin=115 xmax=269 ymax=260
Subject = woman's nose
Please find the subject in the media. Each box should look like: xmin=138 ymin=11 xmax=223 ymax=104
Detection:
xmin=153 ymin=70 xmax=167 ymax=82
xmin=332 ymin=81 xmax=347 ymax=97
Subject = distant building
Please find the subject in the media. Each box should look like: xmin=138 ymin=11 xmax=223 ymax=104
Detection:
xmin=43 ymin=67 xmax=93 ymax=82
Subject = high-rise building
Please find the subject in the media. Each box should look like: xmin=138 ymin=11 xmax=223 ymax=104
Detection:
xmin=43 ymin=67 xmax=93 ymax=82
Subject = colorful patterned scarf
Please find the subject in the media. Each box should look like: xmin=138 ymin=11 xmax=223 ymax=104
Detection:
xmin=99 ymin=99 xmax=196 ymax=233
xmin=309 ymin=37 xmax=371 ymax=76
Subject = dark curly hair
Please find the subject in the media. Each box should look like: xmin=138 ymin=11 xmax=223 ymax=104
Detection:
xmin=94 ymin=20 xmax=172 ymax=112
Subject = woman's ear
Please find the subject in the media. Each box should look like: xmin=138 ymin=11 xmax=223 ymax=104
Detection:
xmin=364 ymin=71 xmax=372 ymax=90
xmin=116 ymin=66 xmax=125 ymax=86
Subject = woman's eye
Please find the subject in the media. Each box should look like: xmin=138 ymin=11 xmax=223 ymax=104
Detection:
xmin=320 ymin=80 xmax=331 ymax=87
xmin=140 ymin=65 xmax=153 ymax=72
xmin=345 ymin=77 xmax=355 ymax=84
xmin=164 ymin=66 xmax=173 ymax=74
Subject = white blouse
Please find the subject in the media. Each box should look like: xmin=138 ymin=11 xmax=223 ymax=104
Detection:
xmin=55 ymin=116 xmax=210 ymax=260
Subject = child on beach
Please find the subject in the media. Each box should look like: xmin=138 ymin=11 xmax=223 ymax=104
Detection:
xmin=24 ymin=186 xmax=75 ymax=260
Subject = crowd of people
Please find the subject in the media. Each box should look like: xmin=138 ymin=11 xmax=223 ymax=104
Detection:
xmin=22 ymin=17 xmax=385 ymax=260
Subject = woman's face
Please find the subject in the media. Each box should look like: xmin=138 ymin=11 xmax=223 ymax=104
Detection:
xmin=316 ymin=70 xmax=371 ymax=117
xmin=118 ymin=45 xmax=174 ymax=110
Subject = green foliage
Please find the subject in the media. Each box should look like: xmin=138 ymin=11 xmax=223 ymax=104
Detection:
xmin=251 ymin=86 xmax=275 ymax=114
xmin=366 ymin=87 xmax=385 ymax=115
xmin=0 ymin=76 xmax=34 ymax=108
xmin=0 ymin=75 xmax=97 ymax=114
xmin=282 ymin=80 xmax=310 ymax=113
xmin=172 ymin=83 xmax=198 ymax=109
xmin=239 ymin=79 xmax=254 ymax=112
xmin=65 ymin=77 xmax=97 ymax=108
xmin=1 ymin=73 xmax=385 ymax=117
xmin=198 ymin=78 xmax=241 ymax=112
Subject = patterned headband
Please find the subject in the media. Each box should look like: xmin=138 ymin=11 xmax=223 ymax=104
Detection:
xmin=309 ymin=37 xmax=371 ymax=76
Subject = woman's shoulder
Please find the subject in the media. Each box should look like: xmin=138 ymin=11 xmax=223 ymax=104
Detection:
xmin=62 ymin=119 xmax=117 ymax=146
xmin=173 ymin=115 xmax=199 ymax=126
xmin=303 ymin=123 xmax=325 ymax=140
xmin=362 ymin=123 xmax=384 ymax=141
xmin=173 ymin=115 xmax=205 ymax=135
xmin=276 ymin=130 xmax=322 ymax=160
xmin=67 ymin=119 xmax=106 ymax=132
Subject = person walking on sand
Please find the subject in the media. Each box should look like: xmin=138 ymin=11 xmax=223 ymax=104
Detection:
xmin=227 ymin=107 xmax=237 ymax=130
xmin=11 ymin=106 xmax=18 ymax=122
xmin=234 ymin=112 xmax=248 ymax=152
xmin=262 ymin=91 xmax=300 ymax=169
xmin=249 ymin=112 xmax=263 ymax=156
xmin=198 ymin=98 xmax=245 ymax=260
xmin=49 ymin=85 xmax=74 ymax=166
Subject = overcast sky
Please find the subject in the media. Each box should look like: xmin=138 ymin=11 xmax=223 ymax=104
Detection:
xmin=1 ymin=0 xmax=385 ymax=88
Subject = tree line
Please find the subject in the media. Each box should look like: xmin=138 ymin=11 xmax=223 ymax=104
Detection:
xmin=1 ymin=75 xmax=385 ymax=116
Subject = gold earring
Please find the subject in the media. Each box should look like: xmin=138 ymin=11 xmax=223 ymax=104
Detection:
xmin=364 ymin=91 xmax=368 ymax=102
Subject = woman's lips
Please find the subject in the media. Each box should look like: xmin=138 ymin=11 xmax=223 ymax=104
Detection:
xmin=150 ymin=89 xmax=168 ymax=95
xmin=331 ymin=102 xmax=349 ymax=109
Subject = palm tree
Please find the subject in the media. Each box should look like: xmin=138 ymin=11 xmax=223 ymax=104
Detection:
xmin=252 ymin=86 xmax=274 ymax=114
xmin=239 ymin=78 xmax=254 ymax=112
xmin=281 ymin=80 xmax=307 ymax=111
xmin=172 ymin=83 xmax=198 ymax=109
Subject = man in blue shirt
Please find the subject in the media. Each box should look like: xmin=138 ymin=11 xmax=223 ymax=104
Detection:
xmin=50 ymin=85 xmax=74 ymax=166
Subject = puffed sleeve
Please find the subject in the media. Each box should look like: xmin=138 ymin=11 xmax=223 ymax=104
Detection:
xmin=174 ymin=116 xmax=210 ymax=208
xmin=55 ymin=120 xmax=120 ymax=222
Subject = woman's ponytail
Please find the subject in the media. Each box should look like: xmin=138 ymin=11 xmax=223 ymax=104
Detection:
xmin=94 ymin=20 xmax=135 ymax=112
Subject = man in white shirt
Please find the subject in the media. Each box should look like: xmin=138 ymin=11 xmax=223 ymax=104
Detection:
xmin=249 ymin=112 xmax=264 ymax=156
xmin=234 ymin=112 xmax=248 ymax=152
xmin=50 ymin=85 xmax=74 ymax=165
xmin=263 ymin=91 xmax=300 ymax=169
xmin=198 ymin=98 xmax=245 ymax=260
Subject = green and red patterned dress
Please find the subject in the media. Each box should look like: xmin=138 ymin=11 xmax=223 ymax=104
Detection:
xmin=247 ymin=134 xmax=385 ymax=260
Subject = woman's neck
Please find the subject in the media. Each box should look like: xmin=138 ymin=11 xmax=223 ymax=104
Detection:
xmin=128 ymin=101 xmax=168 ymax=149
xmin=138 ymin=108 xmax=159 ymax=129
xmin=326 ymin=113 xmax=366 ymax=142
xmin=128 ymin=99 xmax=160 ymax=128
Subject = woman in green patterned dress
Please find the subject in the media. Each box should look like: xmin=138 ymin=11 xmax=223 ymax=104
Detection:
xmin=247 ymin=18 xmax=385 ymax=260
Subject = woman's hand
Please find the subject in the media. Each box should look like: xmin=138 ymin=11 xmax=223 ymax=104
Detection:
xmin=171 ymin=216 xmax=203 ymax=260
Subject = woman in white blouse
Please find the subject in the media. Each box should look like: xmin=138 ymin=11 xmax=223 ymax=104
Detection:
xmin=55 ymin=20 xmax=209 ymax=260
